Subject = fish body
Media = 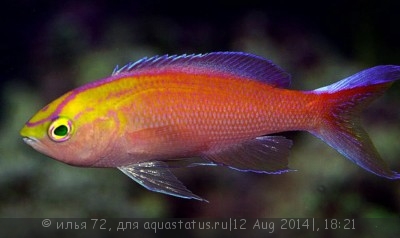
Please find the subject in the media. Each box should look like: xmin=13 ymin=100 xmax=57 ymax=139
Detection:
xmin=20 ymin=52 xmax=400 ymax=201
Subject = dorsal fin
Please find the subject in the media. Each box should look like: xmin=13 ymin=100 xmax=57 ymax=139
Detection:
xmin=112 ymin=52 xmax=291 ymax=88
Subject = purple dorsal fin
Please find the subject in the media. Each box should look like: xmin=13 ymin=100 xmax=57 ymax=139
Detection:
xmin=112 ymin=52 xmax=291 ymax=88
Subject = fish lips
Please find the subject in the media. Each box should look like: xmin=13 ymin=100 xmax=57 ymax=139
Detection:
xmin=22 ymin=136 xmax=39 ymax=145
xmin=22 ymin=136 xmax=47 ymax=153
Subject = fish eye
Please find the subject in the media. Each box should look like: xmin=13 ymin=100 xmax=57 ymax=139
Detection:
xmin=48 ymin=117 xmax=73 ymax=142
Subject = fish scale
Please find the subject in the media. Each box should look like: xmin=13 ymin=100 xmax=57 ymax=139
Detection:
xmin=125 ymin=74 xmax=314 ymax=135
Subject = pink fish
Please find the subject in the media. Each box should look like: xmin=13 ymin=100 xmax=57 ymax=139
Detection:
xmin=20 ymin=52 xmax=400 ymax=201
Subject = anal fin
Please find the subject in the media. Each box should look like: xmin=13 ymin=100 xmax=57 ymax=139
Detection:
xmin=203 ymin=136 xmax=293 ymax=174
xmin=118 ymin=161 xmax=207 ymax=202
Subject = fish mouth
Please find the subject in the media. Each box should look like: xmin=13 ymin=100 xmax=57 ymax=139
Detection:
xmin=22 ymin=136 xmax=48 ymax=154
xmin=22 ymin=136 xmax=39 ymax=144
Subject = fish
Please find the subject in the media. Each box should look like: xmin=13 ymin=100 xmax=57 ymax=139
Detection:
xmin=20 ymin=52 xmax=400 ymax=201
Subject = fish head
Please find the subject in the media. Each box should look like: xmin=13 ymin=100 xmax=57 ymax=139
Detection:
xmin=20 ymin=89 xmax=123 ymax=167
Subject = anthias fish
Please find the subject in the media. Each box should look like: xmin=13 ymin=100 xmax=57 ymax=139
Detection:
xmin=20 ymin=52 xmax=400 ymax=201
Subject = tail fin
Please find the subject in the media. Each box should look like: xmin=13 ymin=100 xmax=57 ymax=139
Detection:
xmin=312 ymin=65 xmax=400 ymax=179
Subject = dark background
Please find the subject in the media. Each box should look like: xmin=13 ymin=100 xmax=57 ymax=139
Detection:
xmin=0 ymin=1 xmax=399 ymax=230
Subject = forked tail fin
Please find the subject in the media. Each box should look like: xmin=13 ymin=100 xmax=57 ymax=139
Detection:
xmin=311 ymin=65 xmax=400 ymax=179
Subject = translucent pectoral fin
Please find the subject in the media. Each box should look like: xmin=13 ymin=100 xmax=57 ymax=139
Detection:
xmin=203 ymin=136 xmax=294 ymax=174
xmin=118 ymin=161 xmax=207 ymax=202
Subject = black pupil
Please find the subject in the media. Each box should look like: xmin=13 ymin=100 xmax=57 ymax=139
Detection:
xmin=54 ymin=125 xmax=68 ymax=136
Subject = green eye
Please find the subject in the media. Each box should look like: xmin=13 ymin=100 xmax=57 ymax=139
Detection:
xmin=48 ymin=117 xmax=73 ymax=142
xmin=54 ymin=125 xmax=68 ymax=136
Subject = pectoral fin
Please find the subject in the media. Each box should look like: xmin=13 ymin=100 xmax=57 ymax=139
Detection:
xmin=118 ymin=161 xmax=207 ymax=202
xmin=203 ymin=135 xmax=293 ymax=174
